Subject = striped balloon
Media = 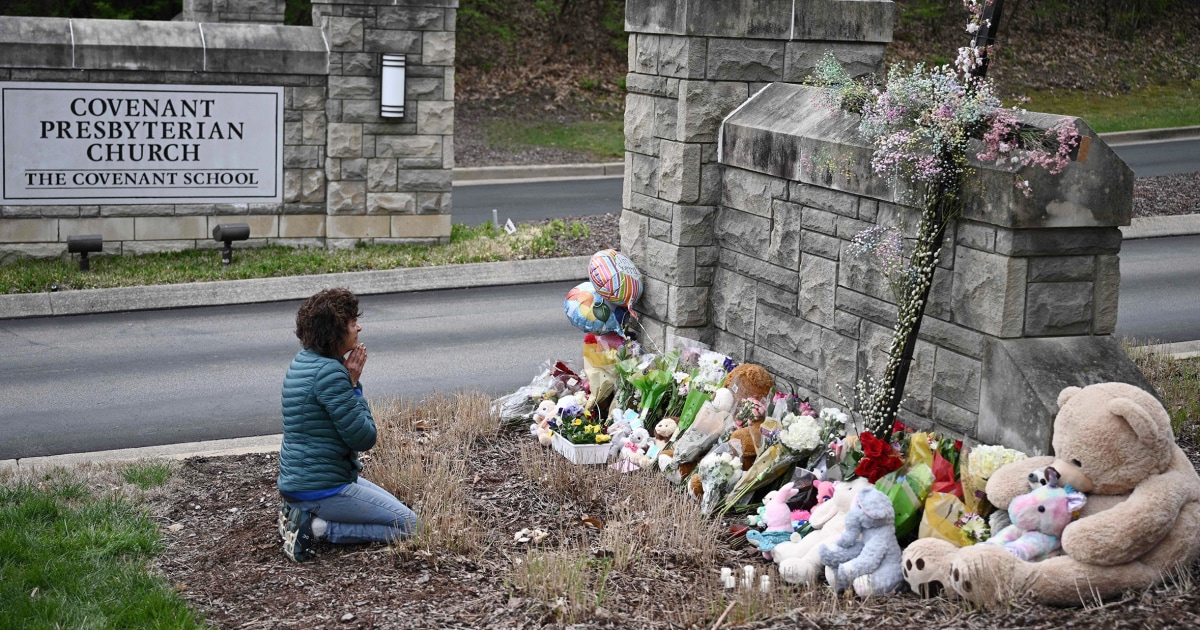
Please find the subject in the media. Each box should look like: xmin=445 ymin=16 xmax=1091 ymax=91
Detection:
xmin=588 ymin=249 xmax=643 ymax=307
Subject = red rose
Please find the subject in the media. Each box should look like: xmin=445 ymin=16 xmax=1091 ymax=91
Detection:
xmin=893 ymin=421 xmax=909 ymax=433
xmin=859 ymin=431 xmax=893 ymax=459
xmin=855 ymin=455 xmax=902 ymax=483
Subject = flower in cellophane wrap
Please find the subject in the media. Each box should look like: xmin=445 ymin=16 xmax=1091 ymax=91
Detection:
xmin=581 ymin=333 xmax=623 ymax=413
xmin=697 ymin=450 xmax=740 ymax=515
xmin=874 ymin=462 xmax=933 ymax=539
xmin=670 ymin=349 xmax=733 ymax=439
xmin=665 ymin=389 xmax=734 ymax=469
xmin=627 ymin=351 xmax=679 ymax=426
xmin=720 ymin=409 xmax=843 ymax=514
xmin=962 ymin=444 xmax=1028 ymax=515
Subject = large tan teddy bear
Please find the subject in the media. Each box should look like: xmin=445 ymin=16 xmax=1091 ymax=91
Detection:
xmin=903 ymin=382 xmax=1200 ymax=607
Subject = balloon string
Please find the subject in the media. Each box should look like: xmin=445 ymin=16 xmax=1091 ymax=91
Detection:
xmin=623 ymin=309 xmax=663 ymax=356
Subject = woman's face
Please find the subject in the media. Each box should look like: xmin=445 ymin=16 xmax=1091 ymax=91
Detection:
xmin=341 ymin=318 xmax=361 ymax=356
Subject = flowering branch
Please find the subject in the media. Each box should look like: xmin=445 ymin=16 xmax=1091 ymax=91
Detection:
xmin=809 ymin=0 xmax=1081 ymax=439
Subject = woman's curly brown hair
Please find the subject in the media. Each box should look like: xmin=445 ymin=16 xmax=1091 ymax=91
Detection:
xmin=295 ymin=288 xmax=362 ymax=358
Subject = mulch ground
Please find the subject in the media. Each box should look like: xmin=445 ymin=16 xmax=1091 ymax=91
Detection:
xmin=149 ymin=423 xmax=1200 ymax=629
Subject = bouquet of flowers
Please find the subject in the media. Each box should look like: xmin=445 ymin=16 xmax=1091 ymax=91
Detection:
xmin=626 ymin=351 xmax=680 ymax=428
xmin=611 ymin=342 xmax=644 ymax=420
xmin=721 ymin=407 xmax=846 ymax=514
xmin=673 ymin=350 xmax=733 ymax=437
xmin=854 ymin=430 xmax=905 ymax=483
xmin=697 ymin=451 xmax=740 ymax=515
xmin=580 ymin=333 xmax=623 ymax=413
xmin=955 ymin=510 xmax=990 ymax=544
xmin=962 ymin=444 xmax=1027 ymax=514
xmin=547 ymin=399 xmax=611 ymax=446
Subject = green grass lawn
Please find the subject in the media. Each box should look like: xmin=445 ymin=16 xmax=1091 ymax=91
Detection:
xmin=483 ymin=118 xmax=625 ymax=161
xmin=0 ymin=220 xmax=590 ymax=295
xmin=0 ymin=466 xmax=205 ymax=629
xmin=1020 ymin=81 xmax=1200 ymax=132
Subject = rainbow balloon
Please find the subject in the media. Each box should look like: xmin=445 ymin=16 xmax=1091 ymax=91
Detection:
xmin=587 ymin=249 xmax=643 ymax=308
xmin=564 ymin=281 xmax=628 ymax=335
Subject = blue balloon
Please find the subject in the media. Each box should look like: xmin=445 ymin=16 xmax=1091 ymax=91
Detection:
xmin=564 ymin=281 xmax=628 ymax=335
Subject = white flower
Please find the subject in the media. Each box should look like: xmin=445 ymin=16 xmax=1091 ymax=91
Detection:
xmin=780 ymin=414 xmax=822 ymax=452
xmin=966 ymin=23 xmax=980 ymax=33
xmin=699 ymin=452 xmax=737 ymax=483
xmin=967 ymin=444 xmax=1027 ymax=479
xmin=998 ymin=142 xmax=1010 ymax=153
xmin=819 ymin=407 xmax=849 ymax=427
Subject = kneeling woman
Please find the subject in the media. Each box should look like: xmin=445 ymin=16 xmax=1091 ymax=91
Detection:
xmin=277 ymin=288 xmax=418 ymax=561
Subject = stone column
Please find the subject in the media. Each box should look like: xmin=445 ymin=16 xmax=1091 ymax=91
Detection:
xmin=182 ymin=0 xmax=287 ymax=24
xmin=621 ymin=0 xmax=893 ymax=350
xmin=313 ymin=0 xmax=456 ymax=247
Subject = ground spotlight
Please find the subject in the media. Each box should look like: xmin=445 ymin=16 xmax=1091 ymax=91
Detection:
xmin=212 ymin=223 xmax=250 ymax=265
xmin=67 ymin=234 xmax=103 ymax=271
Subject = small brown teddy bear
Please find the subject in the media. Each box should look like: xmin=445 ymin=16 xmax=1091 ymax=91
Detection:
xmin=903 ymin=382 xmax=1200 ymax=607
xmin=728 ymin=397 xmax=768 ymax=470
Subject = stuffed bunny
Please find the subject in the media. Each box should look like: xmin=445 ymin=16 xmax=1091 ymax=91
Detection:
xmin=746 ymin=482 xmax=801 ymax=559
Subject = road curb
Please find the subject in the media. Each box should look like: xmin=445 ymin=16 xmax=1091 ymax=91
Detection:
xmin=1120 ymin=215 xmax=1200 ymax=239
xmin=0 ymin=434 xmax=284 ymax=472
xmin=0 ymin=255 xmax=591 ymax=320
xmin=1098 ymin=125 xmax=1200 ymax=146
xmin=454 ymin=162 xmax=623 ymax=183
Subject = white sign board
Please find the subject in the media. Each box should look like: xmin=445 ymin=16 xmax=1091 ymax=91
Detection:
xmin=1 ymin=82 xmax=283 ymax=205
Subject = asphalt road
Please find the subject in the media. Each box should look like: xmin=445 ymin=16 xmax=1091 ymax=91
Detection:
xmin=0 ymin=282 xmax=580 ymax=460
xmin=1110 ymin=138 xmax=1200 ymax=177
xmin=1116 ymin=233 xmax=1200 ymax=344
xmin=453 ymin=176 xmax=623 ymax=226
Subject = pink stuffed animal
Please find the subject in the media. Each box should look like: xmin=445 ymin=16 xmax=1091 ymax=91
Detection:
xmin=746 ymin=482 xmax=801 ymax=559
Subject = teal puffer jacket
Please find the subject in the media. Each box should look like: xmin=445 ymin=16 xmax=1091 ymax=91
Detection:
xmin=277 ymin=349 xmax=377 ymax=494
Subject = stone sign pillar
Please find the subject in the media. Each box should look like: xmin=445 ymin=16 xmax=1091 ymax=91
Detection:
xmin=621 ymin=0 xmax=894 ymax=350
xmin=312 ymin=0 xmax=456 ymax=247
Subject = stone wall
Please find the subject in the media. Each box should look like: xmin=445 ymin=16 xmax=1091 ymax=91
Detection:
xmin=622 ymin=1 xmax=1152 ymax=454
xmin=311 ymin=0 xmax=457 ymax=248
xmin=620 ymin=0 xmax=893 ymax=350
xmin=182 ymin=0 xmax=286 ymax=24
xmin=0 ymin=0 xmax=456 ymax=262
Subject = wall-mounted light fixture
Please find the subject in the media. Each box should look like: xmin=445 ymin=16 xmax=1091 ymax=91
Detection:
xmin=67 ymin=234 xmax=103 ymax=271
xmin=381 ymin=53 xmax=406 ymax=118
xmin=212 ymin=223 xmax=250 ymax=265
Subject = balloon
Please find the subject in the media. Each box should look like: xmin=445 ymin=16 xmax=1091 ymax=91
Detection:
xmin=564 ymin=281 xmax=629 ymax=335
xmin=588 ymin=249 xmax=643 ymax=307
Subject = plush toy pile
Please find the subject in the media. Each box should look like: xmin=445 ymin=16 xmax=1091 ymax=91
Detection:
xmin=492 ymin=250 xmax=1200 ymax=608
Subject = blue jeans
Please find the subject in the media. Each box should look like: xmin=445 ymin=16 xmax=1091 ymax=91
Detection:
xmin=287 ymin=477 xmax=419 ymax=545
